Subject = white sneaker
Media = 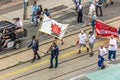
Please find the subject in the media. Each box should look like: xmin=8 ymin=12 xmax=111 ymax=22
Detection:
xmin=111 ymin=59 xmax=115 ymax=61
xmin=107 ymin=61 xmax=110 ymax=63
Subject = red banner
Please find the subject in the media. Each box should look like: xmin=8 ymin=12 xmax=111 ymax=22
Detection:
xmin=96 ymin=20 xmax=118 ymax=37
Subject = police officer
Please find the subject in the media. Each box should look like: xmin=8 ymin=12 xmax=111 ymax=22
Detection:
xmin=77 ymin=2 xmax=83 ymax=23
xmin=28 ymin=36 xmax=40 ymax=63
xmin=47 ymin=42 xmax=59 ymax=68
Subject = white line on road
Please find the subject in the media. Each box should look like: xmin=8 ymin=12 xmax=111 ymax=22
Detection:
xmin=69 ymin=74 xmax=86 ymax=80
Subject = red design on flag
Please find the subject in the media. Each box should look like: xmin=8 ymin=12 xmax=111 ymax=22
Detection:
xmin=51 ymin=24 xmax=61 ymax=34
xmin=96 ymin=20 xmax=118 ymax=37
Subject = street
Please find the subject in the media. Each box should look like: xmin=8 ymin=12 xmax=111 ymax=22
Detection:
xmin=0 ymin=0 xmax=120 ymax=80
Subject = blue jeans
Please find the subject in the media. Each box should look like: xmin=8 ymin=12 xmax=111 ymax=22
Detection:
xmin=50 ymin=54 xmax=59 ymax=67
xmin=108 ymin=50 xmax=116 ymax=60
xmin=32 ymin=13 xmax=35 ymax=22
xmin=91 ymin=20 xmax=96 ymax=33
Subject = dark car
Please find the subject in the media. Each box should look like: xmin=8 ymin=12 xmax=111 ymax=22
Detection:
xmin=0 ymin=21 xmax=27 ymax=52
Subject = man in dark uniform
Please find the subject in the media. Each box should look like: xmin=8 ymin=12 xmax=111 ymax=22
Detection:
xmin=28 ymin=36 xmax=40 ymax=63
xmin=77 ymin=2 xmax=83 ymax=23
xmin=47 ymin=42 xmax=59 ymax=68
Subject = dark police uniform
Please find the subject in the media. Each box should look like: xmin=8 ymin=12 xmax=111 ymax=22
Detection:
xmin=47 ymin=42 xmax=59 ymax=68
xmin=28 ymin=36 xmax=40 ymax=63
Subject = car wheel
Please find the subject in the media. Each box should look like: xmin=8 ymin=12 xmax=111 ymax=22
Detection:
xmin=15 ymin=43 xmax=20 ymax=49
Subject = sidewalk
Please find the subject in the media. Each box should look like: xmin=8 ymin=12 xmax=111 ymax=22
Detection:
xmin=0 ymin=0 xmax=88 ymax=22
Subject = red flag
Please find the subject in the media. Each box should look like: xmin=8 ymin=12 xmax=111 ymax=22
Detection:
xmin=96 ymin=20 xmax=118 ymax=37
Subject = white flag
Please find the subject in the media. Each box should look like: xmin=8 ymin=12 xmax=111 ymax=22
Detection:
xmin=39 ymin=15 xmax=69 ymax=39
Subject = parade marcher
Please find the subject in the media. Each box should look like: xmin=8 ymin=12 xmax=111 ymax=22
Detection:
xmin=78 ymin=31 xmax=89 ymax=54
xmin=95 ymin=0 xmax=103 ymax=17
xmin=44 ymin=8 xmax=51 ymax=18
xmin=47 ymin=42 xmax=59 ymax=68
xmin=31 ymin=1 xmax=38 ymax=24
xmin=89 ymin=31 xmax=96 ymax=56
xmin=35 ymin=5 xmax=43 ymax=26
xmin=91 ymin=10 xmax=97 ymax=33
xmin=77 ymin=2 xmax=83 ymax=23
xmin=28 ymin=36 xmax=40 ymax=63
xmin=87 ymin=2 xmax=95 ymax=26
xmin=105 ymin=0 xmax=113 ymax=8
xmin=108 ymin=35 xmax=117 ymax=62
xmin=98 ymin=45 xmax=107 ymax=69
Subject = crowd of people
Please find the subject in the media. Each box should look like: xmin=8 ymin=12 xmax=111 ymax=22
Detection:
xmin=27 ymin=0 xmax=118 ymax=70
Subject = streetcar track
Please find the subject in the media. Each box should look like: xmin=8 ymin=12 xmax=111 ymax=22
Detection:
xmin=12 ymin=46 xmax=120 ymax=80
xmin=0 ymin=17 xmax=119 ymax=72
xmin=12 ymin=49 xmax=99 ymax=80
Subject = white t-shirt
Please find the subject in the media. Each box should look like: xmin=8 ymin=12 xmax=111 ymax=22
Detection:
xmin=89 ymin=34 xmax=95 ymax=43
xmin=99 ymin=47 xmax=107 ymax=58
xmin=78 ymin=33 xmax=87 ymax=44
xmin=108 ymin=38 xmax=117 ymax=51
xmin=16 ymin=20 xmax=23 ymax=28
xmin=88 ymin=3 xmax=95 ymax=15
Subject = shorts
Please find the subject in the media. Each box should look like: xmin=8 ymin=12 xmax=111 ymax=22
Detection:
xmin=89 ymin=43 xmax=94 ymax=49
xmin=79 ymin=44 xmax=86 ymax=48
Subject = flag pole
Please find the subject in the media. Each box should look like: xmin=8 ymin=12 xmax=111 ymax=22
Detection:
xmin=35 ymin=15 xmax=44 ymax=40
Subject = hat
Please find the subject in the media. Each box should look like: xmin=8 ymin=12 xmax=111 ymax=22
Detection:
xmin=89 ymin=31 xmax=93 ymax=34
xmin=32 ymin=36 xmax=36 ymax=39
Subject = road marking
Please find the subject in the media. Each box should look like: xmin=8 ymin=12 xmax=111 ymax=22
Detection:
xmin=0 ymin=40 xmax=108 ymax=79
xmin=69 ymin=74 xmax=86 ymax=80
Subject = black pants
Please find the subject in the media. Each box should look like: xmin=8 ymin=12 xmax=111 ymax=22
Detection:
xmin=77 ymin=11 xmax=83 ymax=22
xmin=96 ymin=6 xmax=103 ymax=16
xmin=32 ymin=50 xmax=40 ymax=62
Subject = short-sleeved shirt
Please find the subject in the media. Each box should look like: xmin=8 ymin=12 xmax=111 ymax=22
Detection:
xmin=16 ymin=20 xmax=23 ymax=28
xmin=108 ymin=38 xmax=117 ymax=51
xmin=78 ymin=33 xmax=87 ymax=44
xmin=88 ymin=4 xmax=95 ymax=15
xmin=89 ymin=34 xmax=95 ymax=43
xmin=99 ymin=47 xmax=107 ymax=58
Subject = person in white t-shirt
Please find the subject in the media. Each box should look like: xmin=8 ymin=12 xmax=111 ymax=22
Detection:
xmin=87 ymin=3 xmax=96 ymax=26
xmin=89 ymin=31 xmax=96 ymax=56
xmin=78 ymin=31 xmax=89 ymax=53
xmin=98 ymin=45 xmax=107 ymax=69
xmin=108 ymin=35 xmax=117 ymax=61
xmin=15 ymin=17 xmax=23 ymax=29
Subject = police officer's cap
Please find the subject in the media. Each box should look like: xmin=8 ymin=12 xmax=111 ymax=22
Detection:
xmin=32 ymin=36 xmax=36 ymax=39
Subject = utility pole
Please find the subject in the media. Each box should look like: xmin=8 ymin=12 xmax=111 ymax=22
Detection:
xmin=23 ymin=0 xmax=28 ymax=20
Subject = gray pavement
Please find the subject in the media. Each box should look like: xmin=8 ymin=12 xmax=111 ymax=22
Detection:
xmin=0 ymin=0 xmax=120 ymax=79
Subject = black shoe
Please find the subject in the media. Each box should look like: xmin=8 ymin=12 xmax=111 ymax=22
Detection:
xmin=61 ymin=41 xmax=64 ymax=45
xmin=101 ymin=66 xmax=105 ymax=69
xmin=87 ymin=48 xmax=89 ymax=52
xmin=31 ymin=60 xmax=35 ymax=63
xmin=78 ymin=50 xmax=81 ymax=54
xmin=54 ymin=66 xmax=58 ymax=68
xmin=49 ymin=66 xmax=53 ymax=69
xmin=105 ymin=4 xmax=108 ymax=8
xmin=90 ymin=53 xmax=94 ymax=57
xmin=110 ymin=2 xmax=113 ymax=5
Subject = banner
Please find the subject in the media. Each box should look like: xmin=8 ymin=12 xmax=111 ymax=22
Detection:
xmin=39 ymin=15 xmax=69 ymax=39
xmin=96 ymin=20 xmax=118 ymax=37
